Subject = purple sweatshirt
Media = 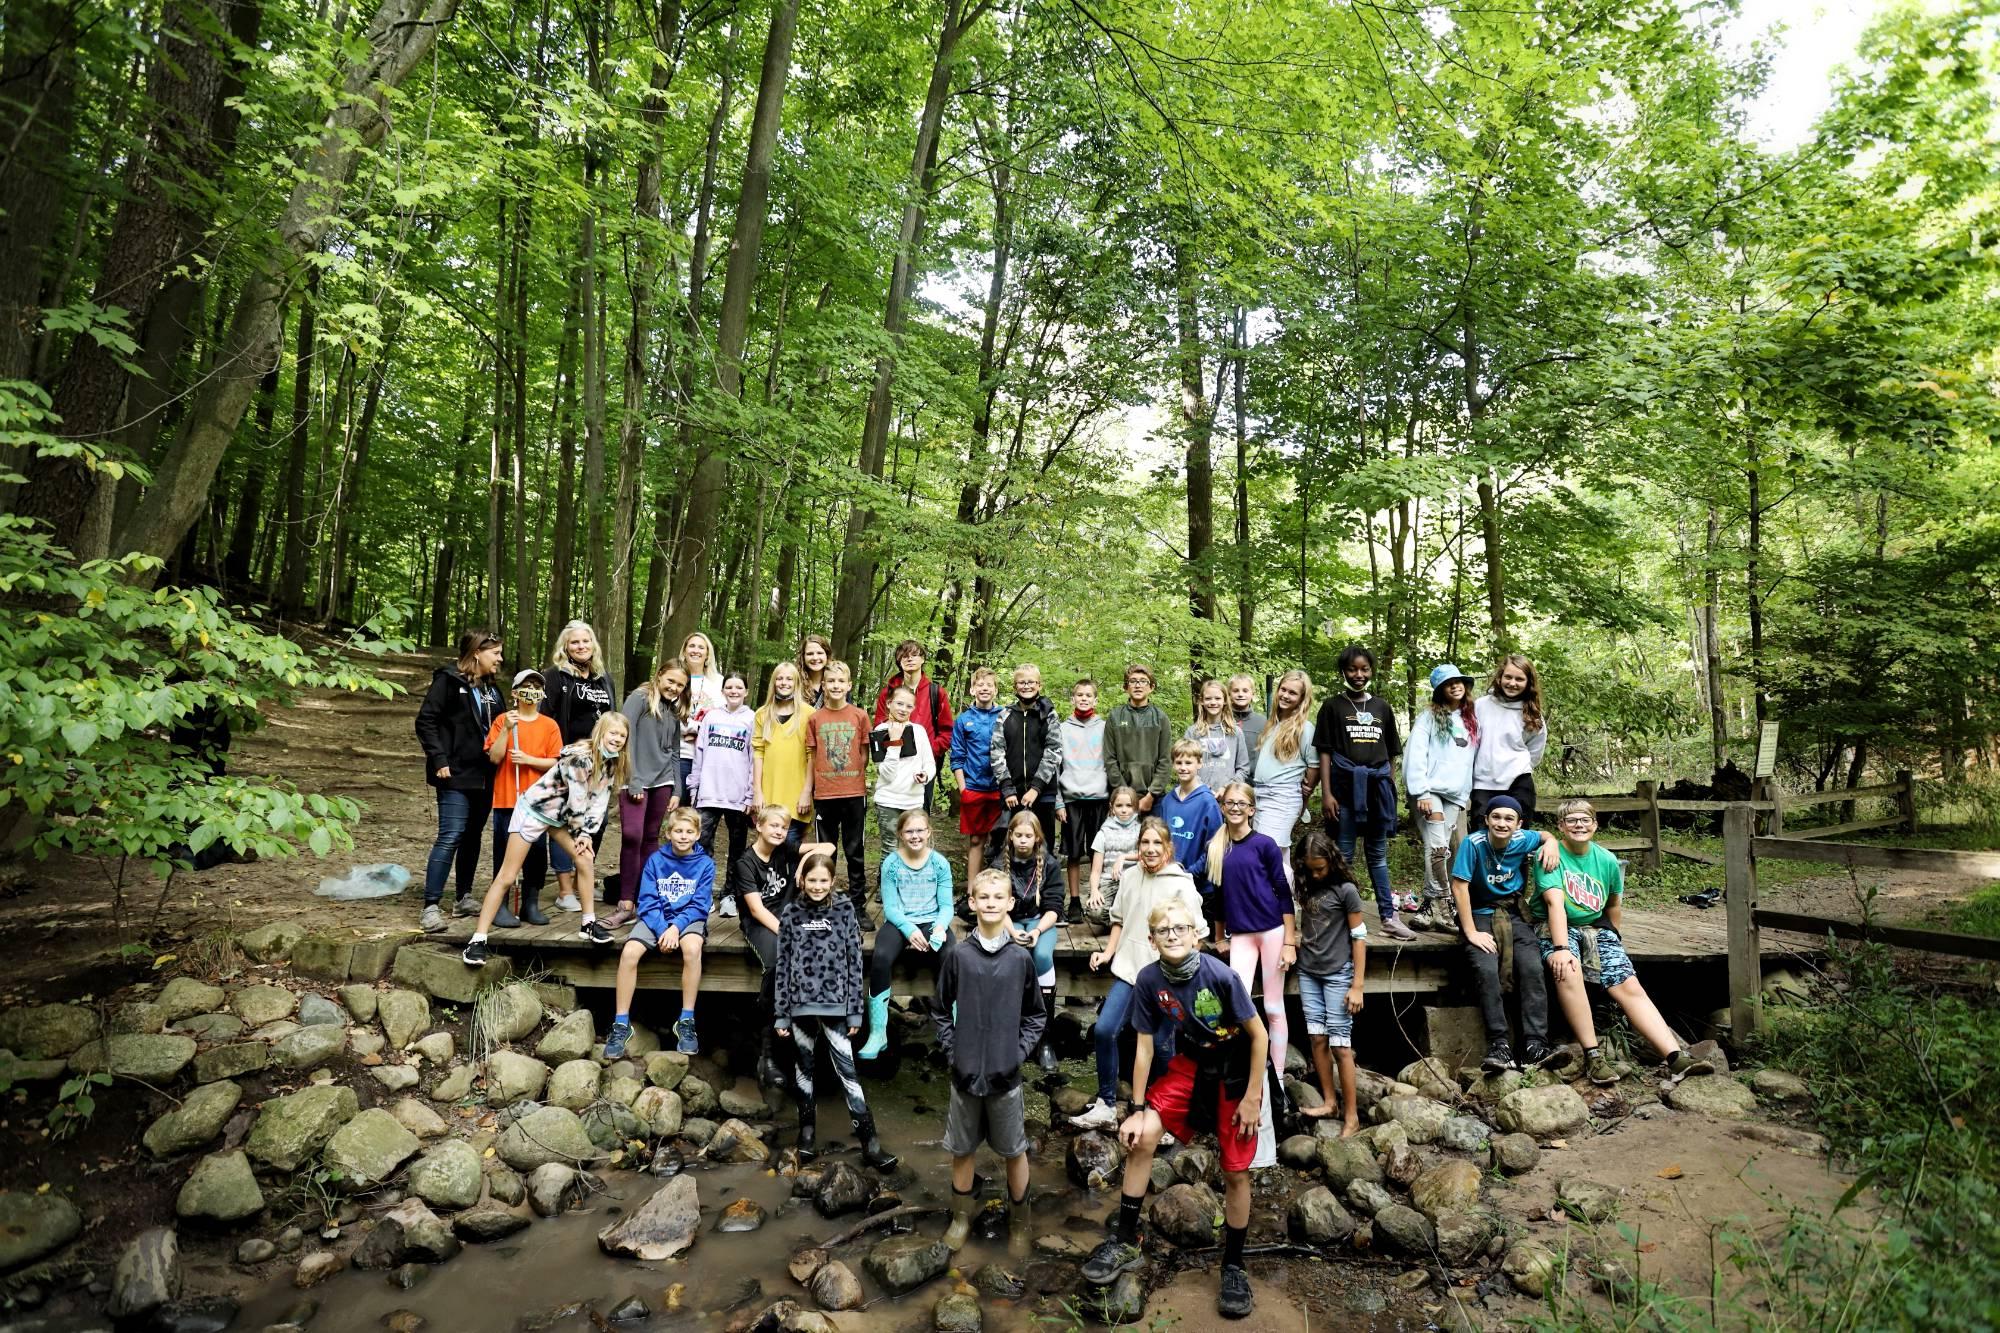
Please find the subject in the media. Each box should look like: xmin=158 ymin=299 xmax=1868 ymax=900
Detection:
xmin=1218 ymin=830 xmax=1293 ymax=935
xmin=691 ymin=704 xmax=756 ymax=812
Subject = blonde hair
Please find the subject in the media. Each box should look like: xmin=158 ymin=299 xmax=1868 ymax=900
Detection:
xmin=548 ymin=620 xmax=606 ymax=678
xmin=1196 ymin=678 xmax=1236 ymax=732
xmin=1170 ymin=738 xmax=1204 ymax=763
xmin=757 ymin=661 xmax=809 ymax=739
xmin=1263 ymin=669 xmax=1313 ymax=762
xmin=588 ymin=712 xmax=633 ymax=793
xmin=644 ymin=657 xmax=689 ymax=722
xmin=1555 ymin=796 xmax=1595 ymax=824
xmin=1004 ymin=809 xmax=1047 ymax=862
xmin=1206 ymin=781 xmax=1255 ymax=885
xmin=754 ymin=802 xmax=792 ymax=827
xmin=969 ymin=866 xmax=1012 ymax=899
xmin=970 ymin=666 xmax=999 ymax=688
xmin=1147 ymin=896 xmax=1198 ymax=932
xmin=663 ymin=806 xmax=702 ymax=838
xmin=681 ymin=632 xmax=718 ymax=677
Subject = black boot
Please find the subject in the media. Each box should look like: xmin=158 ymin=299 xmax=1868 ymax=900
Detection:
xmin=796 ymin=1099 xmax=817 ymax=1161
xmin=1268 ymin=1065 xmax=1297 ymax=1137
xmin=518 ymin=880 xmax=550 ymax=926
xmin=854 ymin=1115 xmax=898 ymax=1171
xmin=757 ymin=978 xmax=784 ymax=1088
xmin=1034 ymin=986 xmax=1060 ymax=1073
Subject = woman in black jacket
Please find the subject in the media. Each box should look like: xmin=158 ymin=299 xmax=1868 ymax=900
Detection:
xmin=414 ymin=629 xmax=505 ymax=933
xmin=543 ymin=620 xmax=618 ymax=912
xmin=997 ymin=810 xmax=1065 ymax=1072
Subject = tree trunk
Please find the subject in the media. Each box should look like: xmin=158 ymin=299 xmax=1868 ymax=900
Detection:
xmin=830 ymin=0 xmax=985 ymax=657
xmin=1177 ymin=240 xmax=1216 ymax=643
xmin=1702 ymin=505 xmax=1727 ymax=772
xmin=487 ymin=198 xmax=510 ymax=632
xmin=274 ymin=273 xmax=319 ymax=615
xmin=1232 ymin=303 xmax=1252 ymax=648
xmin=122 ymin=0 xmax=462 ymax=576
xmin=0 ymin=0 xmax=80 ymax=387
xmin=511 ymin=194 xmax=535 ymax=650
xmin=546 ymin=260 xmax=582 ymax=645
xmin=662 ymin=0 xmax=795 ymax=659
xmin=428 ymin=377 xmax=481 ymax=646
xmin=325 ymin=311 xmax=402 ymax=620
xmin=1745 ymin=422 xmax=1767 ymax=726
xmin=224 ymin=297 xmax=284 ymax=586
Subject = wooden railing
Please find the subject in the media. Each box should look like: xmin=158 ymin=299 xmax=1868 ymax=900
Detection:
xmin=1721 ymin=802 xmax=2000 ymax=1037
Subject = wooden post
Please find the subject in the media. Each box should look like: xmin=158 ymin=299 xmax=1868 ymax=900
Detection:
xmin=1896 ymin=769 xmax=1917 ymax=835
xmin=1636 ymin=779 xmax=1661 ymax=872
xmin=1723 ymin=803 xmax=1760 ymax=1042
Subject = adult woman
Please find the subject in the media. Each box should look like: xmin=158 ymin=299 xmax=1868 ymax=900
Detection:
xmin=414 ymin=629 xmax=504 ymax=932
xmin=604 ymin=658 xmax=688 ymax=929
xmin=678 ymin=631 xmax=726 ymax=791
xmin=1471 ymin=655 xmax=1547 ymax=826
xmin=797 ymin=633 xmax=834 ymax=708
xmin=1249 ymin=669 xmax=1317 ymax=850
xmin=544 ymin=621 xmax=618 ymax=912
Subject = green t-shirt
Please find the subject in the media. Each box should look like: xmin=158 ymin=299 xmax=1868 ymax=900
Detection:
xmin=1531 ymin=841 xmax=1622 ymax=927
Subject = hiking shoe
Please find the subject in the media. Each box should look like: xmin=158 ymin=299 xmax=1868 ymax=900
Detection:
xmin=674 ymin=1017 xmax=699 ymax=1055
xmin=419 ymin=905 xmax=445 ymax=933
xmin=1082 ymin=1237 xmax=1144 ymax=1286
xmin=461 ymin=939 xmax=488 ymax=967
xmin=1067 ymin=1099 xmax=1119 ymax=1131
xmin=1066 ymin=897 xmax=1084 ymax=926
xmin=1218 ymin=1264 xmax=1254 ymax=1319
xmin=1668 ymin=1048 xmax=1715 ymax=1077
xmin=602 ymin=1020 xmax=631 ymax=1061
xmin=1481 ymin=1039 xmax=1516 ymax=1072
xmin=1586 ymin=1051 xmax=1620 ymax=1086
xmin=717 ymin=896 xmax=739 ymax=918
xmin=579 ymin=919 xmax=613 ymax=946
xmin=453 ymin=895 xmax=478 ymax=917
xmin=1407 ymin=910 xmax=1436 ymax=931
xmin=1380 ymin=916 xmax=1417 ymax=941
xmin=1522 ymin=1039 xmax=1561 ymax=1069
xmin=600 ymin=903 xmax=635 ymax=930
xmin=555 ymin=894 xmax=583 ymax=913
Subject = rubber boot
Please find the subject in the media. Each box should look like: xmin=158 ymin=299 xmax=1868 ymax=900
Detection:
xmin=518 ymin=880 xmax=550 ymax=926
xmin=1007 ymin=1190 xmax=1032 ymax=1259
xmin=1269 ymin=1064 xmax=1297 ymax=1138
xmin=943 ymin=1188 xmax=977 ymax=1251
xmin=857 ymin=991 xmax=893 ymax=1060
xmin=1034 ymin=987 xmax=1060 ymax=1073
xmin=756 ymin=1028 xmax=783 ymax=1090
xmin=796 ymin=1098 xmax=817 ymax=1161
xmin=854 ymin=1114 xmax=899 ymax=1171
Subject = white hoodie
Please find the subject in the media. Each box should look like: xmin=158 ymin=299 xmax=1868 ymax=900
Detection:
xmin=1472 ymin=694 xmax=1546 ymax=789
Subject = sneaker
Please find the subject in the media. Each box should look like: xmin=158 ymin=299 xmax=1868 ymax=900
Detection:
xmin=1380 ymin=916 xmax=1418 ymax=941
xmin=1218 ymin=1264 xmax=1254 ymax=1319
xmin=1407 ymin=910 xmax=1436 ymax=931
xmin=579 ymin=919 xmax=613 ymax=946
xmin=461 ymin=939 xmax=488 ymax=967
xmin=1522 ymin=1039 xmax=1561 ymax=1069
xmin=419 ymin=905 xmax=445 ymax=933
xmin=1067 ymin=1099 xmax=1119 ymax=1131
xmin=1668 ymin=1048 xmax=1715 ymax=1078
xmin=1481 ymin=1039 xmax=1516 ymax=1072
xmin=1066 ymin=897 xmax=1084 ymax=926
xmin=717 ymin=896 xmax=739 ymax=918
xmin=453 ymin=895 xmax=478 ymax=917
xmin=1159 ymin=1130 xmax=1178 ymax=1149
xmin=1081 ymin=1237 xmax=1144 ymax=1286
xmin=673 ymin=1017 xmax=699 ymax=1055
xmin=1586 ymin=1051 xmax=1620 ymax=1086
xmin=555 ymin=894 xmax=583 ymax=913
xmin=602 ymin=1020 xmax=631 ymax=1061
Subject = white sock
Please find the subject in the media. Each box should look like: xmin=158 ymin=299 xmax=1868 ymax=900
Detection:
xmin=470 ymin=932 xmax=487 ymax=944
xmin=581 ymin=915 xmax=595 ymax=925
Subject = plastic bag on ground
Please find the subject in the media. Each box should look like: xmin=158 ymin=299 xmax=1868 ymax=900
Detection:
xmin=315 ymin=863 xmax=413 ymax=899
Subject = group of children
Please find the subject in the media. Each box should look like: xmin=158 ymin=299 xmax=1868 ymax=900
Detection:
xmin=418 ymin=626 xmax=1711 ymax=1322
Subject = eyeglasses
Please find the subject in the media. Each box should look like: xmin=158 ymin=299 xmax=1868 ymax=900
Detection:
xmin=1561 ymin=815 xmax=1597 ymax=827
xmin=1152 ymin=924 xmax=1197 ymax=939
xmin=1221 ymin=800 xmax=1252 ymax=810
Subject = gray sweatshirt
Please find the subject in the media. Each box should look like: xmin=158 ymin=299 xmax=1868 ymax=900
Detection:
xmin=619 ymin=687 xmax=686 ymax=799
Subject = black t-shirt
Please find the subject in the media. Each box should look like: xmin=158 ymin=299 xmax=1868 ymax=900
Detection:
xmin=733 ymin=843 xmax=802 ymax=917
xmin=1316 ymin=693 xmax=1401 ymax=767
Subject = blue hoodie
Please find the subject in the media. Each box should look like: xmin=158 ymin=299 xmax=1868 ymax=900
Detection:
xmin=1158 ymin=782 xmax=1223 ymax=893
xmin=949 ymin=703 xmax=1004 ymax=792
xmin=636 ymin=845 xmax=714 ymax=937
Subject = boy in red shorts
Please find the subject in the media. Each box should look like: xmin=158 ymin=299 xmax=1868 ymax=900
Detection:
xmin=949 ymin=666 xmax=1005 ymax=883
xmin=1082 ymin=899 xmax=1268 ymax=1320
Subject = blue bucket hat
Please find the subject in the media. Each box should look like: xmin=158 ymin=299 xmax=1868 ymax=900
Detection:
xmin=1428 ymin=663 xmax=1475 ymax=703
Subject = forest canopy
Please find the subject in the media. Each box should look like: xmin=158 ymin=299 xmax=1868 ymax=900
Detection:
xmin=2 ymin=0 xmax=1996 ymax=792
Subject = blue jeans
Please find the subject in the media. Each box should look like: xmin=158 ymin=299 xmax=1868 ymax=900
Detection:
xmin=1093 ymin=979 xmax=1135 ymax=1105
xmin=424 ymin=788 xmax=491 ymax=906
xmin=1014 ymin=915 xmax=1058 ymax=979
xmin=1336 ymin=809 xmax=1394 ymax=918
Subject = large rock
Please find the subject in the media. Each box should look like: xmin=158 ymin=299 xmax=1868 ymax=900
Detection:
xmin=1371 ymin=1095 xmax=1452 ymax=1144
xmin=1752 ymin=1069 xmax=1810 ymax=1103
xmin=863 ymin=1234 xmax=950 ymax=1296
xmin=813 ymin=1161 xmax=872 ymax=1218
xmin=175 ymin=1151 xmax=265 ymax=1222
xmin=1411 ymin=1161 xmax=1483 ymax=1220
xmin=1066 ymin=1133 xmax=1123 ymax=1190
xmin=1149 ymin=1182 xmax=1220 ymax=1248
xmin=0 ymin=1192 xmax=83 ymax=1269
xmin=378 ymin=991 xmax=431 ymax=1051
xmin=294 ymin=1249 xmax=344 ymax=1288
xmin=1556 ymin=1176 xmax=1622 ymax=1223
xmin=497 ymin=1105 xmax=603 ymax=1171
xmin=337 ymin=984 xmax=380 ymax=1023
xmin=602 ymin=1074 xmax=644 ymax=1108
xmin=1504 ymin=1240 xmax=1559 ymax=1297
xmin=645 ymin=1052 xmax=689 ymax=1090
xmin=325 ymin=1109 xmax=421 ymax=1190
xmin=933 ymin=1290 xmax=981 ymax=1332
xmin=384 ymin=1199 xmax=461 ymax=1263
xmin=1345 ymin=1179 xmax=1396 ymax=1217
xmin=1279 ymin=1134 xmax=1321 ymax=1170
xmin=486 ymin=1052 xmax=550 ymax=1105
xmin=487 ymin=1164 xmax=526 ymax=1206
xmin=1082 ymin=1273 xmax=1144 ymax=1325
xmin=1316 ymin=1135 xmax=1383 ymax=1189
xmin=408 ymin=1140 xmax=483 ymax=1211
xmin=453 ymin=1208 xmax=531 ymax=1242
xmin=237 ymin=921 xmax=307 ymax=962
xmin=430 ymin=1065 xmax=475 ymax=1105
xmin=246 ymin=1085 xmax=359 ymax=1170
xmin=413 ymin=1032 xmax=455 ymax=1066
xmin=68 ymin=1033 xmax=196 ymax=1081
xmin=112 ymin=1002 xmax=166 ymax=1035
xmin=391 ymin=1098 xmax=449 ymax=1139
xmin=718 ymin=1087 xmax=772 ymax=1120
xmin=1490 ymin=1132 xmax=1540 ymax=1175
xmin=289 ymin=934 xmax=354 ymax=983
xmin=274 ymin=1024 xmax=348 ymax=1070
xmin=475 ymin=983 xmax=544 ymax=1044
xmin=0 ymin=1051 xmax=65 ymax=1085
xmin=348 ymin=1031 xmax=386 ymax=1057
xmin=170 ymin=1012 xmax=244 ymax=1043
xmin=1372 ymin=1204 xmax=1436 ymax=1257
xmin=392 ymin=946 xmax=511 ymax=1005
xmin=536 ymin=1009 xmax=594 ymax=1063
xmin=1495 ymin=1084 xmax=1589 ymax=1138
xmin=1287 ymin=1186 xmax=1355 ymax=1245
xmin=527 ymin=1164 xmax=585 ymax=1217
xmin=704 ymin=1118 xmax=770 ymax=1164
xmin=1435 ymin=1210 xmax=1495 ymax=1266
xmin=0 ymin=1005 xmax=100 ymax=1060
xmin=631 ymin=1087 xmax=684 ymax=1139
xmin=1438 ymin=1116 xmax=1492 ymax=1154
xmin=297 ymin=994 xmax=346 ymax=1028
xmin=144 ymin=1080 xmax=244 ymax=1158
xmin=158 ymin=979 xmax=228 ymax=1023
xmin=1398 ymin=1057 xmax=1459 ymax=1100
xmin=547 ymin=1059 xmax=602 ymax=1111
xmin=372 ymin=1065 xmax=421 ymax=1092
xmin=599 ymin=1176 xmax=699 ymax=1260
xmin=1666 ymin=1077 xmax=1758 ymax=1118
xmin=231 ymin=986 xmax=298 ymax=1026
xmin=717 ymin=1197 xmax=766 ymax=1232
xmin=108 ymin=1227 xmax=182 ymax=1317
xmin=194 ymin=1043 xmax=270 ymax=1083
xmin=677 ymin=1074 xmax=719 ymax=1119
xmin=808 ymin=1259 xmax=863 ymax=1311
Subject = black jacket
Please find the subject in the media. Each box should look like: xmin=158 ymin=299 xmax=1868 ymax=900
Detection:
xmin=1003 ymin=849 xmax=1064 ymax=924
xmin=546 ymin=667 xmax=619 ymax=745
xmin=773 ymin=892 xmax=865 ymax=1029
xmin=933 ymin=937 xmax=1045 ymax=1095
xmin=414 ymin=666 xmax=500 ymax=793
xmin=993 ymin=694 xmax=1060 ymax=800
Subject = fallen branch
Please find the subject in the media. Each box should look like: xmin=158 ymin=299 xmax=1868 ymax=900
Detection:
xmin=820 ymin=1203 xmax=943 ymax=1248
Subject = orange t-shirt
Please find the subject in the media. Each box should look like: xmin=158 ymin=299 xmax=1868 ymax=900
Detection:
xmin=484 ymin=712 xmax=564 ymax=809
xmin=805 ymin=705 xmax=871 ymax=800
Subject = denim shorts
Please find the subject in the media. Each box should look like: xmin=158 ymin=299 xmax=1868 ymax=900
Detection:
xmin=1297 ymin=963 xmax=1356 ymax=1046
xmin=1538 ymin=924 xmax=1634 ymax=989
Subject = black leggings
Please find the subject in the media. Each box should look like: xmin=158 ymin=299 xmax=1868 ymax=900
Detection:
xmin=815 ymin=796 xmax=868 ymax=910
xmin=867 ymin=920 xmax=951 ymax=995
xmin=1469 ymin=773 xmax=1538 ymax=828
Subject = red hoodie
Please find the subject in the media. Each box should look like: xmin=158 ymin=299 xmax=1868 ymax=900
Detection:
xmin=872 ymin=672 xmax=954 ymax=762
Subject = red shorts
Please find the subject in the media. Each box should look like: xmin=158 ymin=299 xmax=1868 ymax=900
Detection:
xmin=1145 ymin=1054 xmax=1256 ymax=1173
xmin=959 ymin=788 xmax=1003 ymax=838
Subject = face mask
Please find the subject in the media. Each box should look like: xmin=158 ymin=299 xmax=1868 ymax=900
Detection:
xmin=775 ymin=684 xmax=794 ymax=700
xmin=514 ymin=688 xmax=544 ymax=705
xmin=601 ymin=742 xmax=624 ymax=759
